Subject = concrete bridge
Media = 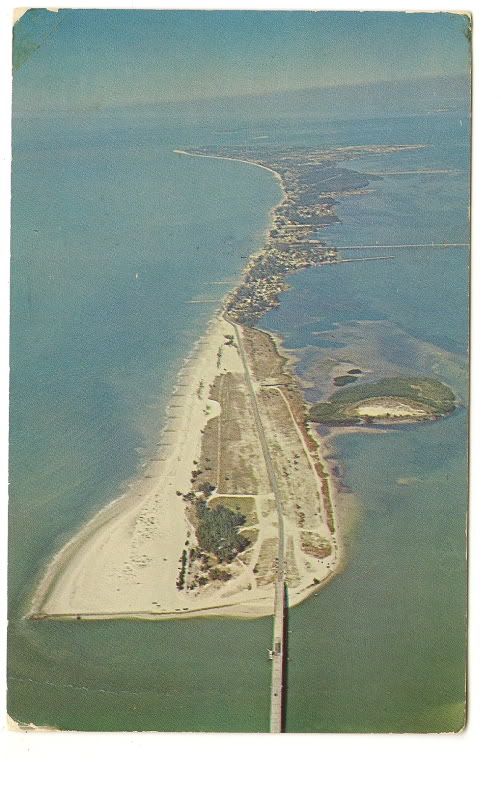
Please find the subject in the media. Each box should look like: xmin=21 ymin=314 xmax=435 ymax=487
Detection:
xmin=269 ymin=577 xmax=287 ymax=733
xmin=229 ymin=318 xmax=288 ymax=733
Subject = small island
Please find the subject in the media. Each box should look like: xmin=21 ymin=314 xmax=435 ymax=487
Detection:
xmin=309 ymin=376 xmax=456 ymax=426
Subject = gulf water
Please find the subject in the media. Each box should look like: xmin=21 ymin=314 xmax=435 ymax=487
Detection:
xmin=9 ymin=108 xmax=468 ymax=731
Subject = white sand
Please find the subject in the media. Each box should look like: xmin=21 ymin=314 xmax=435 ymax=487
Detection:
xmin=29 ymin=311 xmax=344 ymax=620
xmin=29 ymin=149 xmax=347 ymax=621
xmin=354 ymin=400 xmax=427 ymax=417
xmin=30 ymin=316 xmax=245 ymax=617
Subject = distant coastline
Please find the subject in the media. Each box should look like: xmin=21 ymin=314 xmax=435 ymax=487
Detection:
xmin=30 ymin=139 xmax=456 ymax=621
xmin=173 ymin=147 xmax=290 ymax=322
xmin=29 ymin=149 xmax=346 ymax=619
xmin=173 ymin=149 xmax=287 ymax=189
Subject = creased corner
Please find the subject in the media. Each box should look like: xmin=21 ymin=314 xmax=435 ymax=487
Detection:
xmin=6 ymin=714 xmax=60 ymax=732
xmin=13 ymin=7 xmax=59 ymax=27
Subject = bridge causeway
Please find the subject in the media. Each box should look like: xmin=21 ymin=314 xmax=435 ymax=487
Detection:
xmin=229 ymin=319 xmax=288 ymax=733
xmin=270 ymin=577 xmax=287 ymax=733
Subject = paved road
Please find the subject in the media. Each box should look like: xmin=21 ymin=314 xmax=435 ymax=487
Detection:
xmin=229 ymin=319 xmax=286 ymax=732
xmin=230 ymin=321 xmax=285 ymax=579
xmin=334 ymin=242 xmax=469 ymax=250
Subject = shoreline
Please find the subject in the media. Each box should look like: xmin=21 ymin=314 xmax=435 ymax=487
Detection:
xmin=173 ymin=149 xmax=287 ymax=198
xmin=28 ymin=150 xmax=346 ymax=622
xmin=27 ymin=315 xmax=223 ymax=617
xmin=29 ymin=313 xmax=345 ymax=621
xmin=27 ymin=151 xmax=283 ymax=618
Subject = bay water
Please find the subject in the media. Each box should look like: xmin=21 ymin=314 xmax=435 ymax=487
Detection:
xmin=9 ymin=108 xmax=468 ymax=731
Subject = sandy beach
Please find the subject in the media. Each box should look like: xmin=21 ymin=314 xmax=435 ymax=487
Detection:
xmin=29 ymin=149 xmax=346 ymax=622
xmin=29 ymin=310 xmax=344 ymax=620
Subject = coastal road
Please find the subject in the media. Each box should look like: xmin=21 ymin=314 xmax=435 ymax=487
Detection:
xmin=229 ymin=319 xmax=286 ymax=733
xmin=334 ymin=242 xmax=469 ymax=250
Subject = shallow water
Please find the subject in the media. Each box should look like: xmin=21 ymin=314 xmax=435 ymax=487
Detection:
xmin=9 ymin=109 xmax=468 ymax=731
xmin=260 ymin=112 xmax=468 ymax=732
xmin=9 ymin=111 xmax=280 ymax=730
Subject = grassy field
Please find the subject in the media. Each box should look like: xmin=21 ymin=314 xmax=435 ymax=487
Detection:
xmin=309 ymin=376 xmax=456 ymax=425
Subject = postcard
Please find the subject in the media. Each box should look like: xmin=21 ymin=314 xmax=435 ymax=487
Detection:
xmin=8 ymin=8 xmax=470 ymax=733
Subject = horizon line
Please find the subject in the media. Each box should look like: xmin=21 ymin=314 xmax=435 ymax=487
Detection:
xmin=12 ymin=70 xmax=470 ymax=116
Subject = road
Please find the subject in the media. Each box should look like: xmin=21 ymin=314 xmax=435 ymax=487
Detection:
xmin=229 ymin=319 xmax=286 ymax=733
xmin=334 ymin=242 xmax=469 ymax=250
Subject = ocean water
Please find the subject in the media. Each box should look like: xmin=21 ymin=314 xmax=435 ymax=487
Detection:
xmin=9 ymin=108 xmax=468 ymax=731
xmin=260 ymin=112 xmax=469 ymax=732
xmin=9 ymin=110 xmax=280 ymax=730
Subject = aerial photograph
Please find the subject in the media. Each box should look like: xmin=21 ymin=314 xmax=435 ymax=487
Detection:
xmin=9 ymin=9 xmax=470 ymax=732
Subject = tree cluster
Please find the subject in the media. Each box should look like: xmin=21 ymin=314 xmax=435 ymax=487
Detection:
xmin=195 ymin=500 xmax=249 ymax=563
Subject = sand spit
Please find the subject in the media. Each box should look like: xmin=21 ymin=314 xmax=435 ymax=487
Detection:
xmin=173 ymin=149 xmax=286 ymax=196
xmin=29 ymin=148 xmax=348 ymax=621
xmin=29 ymin=314 xmax=344 ymax=621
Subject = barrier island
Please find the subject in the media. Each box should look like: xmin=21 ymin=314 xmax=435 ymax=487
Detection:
xmin=30 ymin=141 xmax=449 ymax=621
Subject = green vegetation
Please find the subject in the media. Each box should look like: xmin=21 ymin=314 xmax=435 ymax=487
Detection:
xmin=176 ymin=550 xmax=188 ymax=590
xmin=333 ymin=374 xmax=359 ymax=387
xmin=208 ymin=495 xmax=257 ymax=526
xmin=239 ymin=527 xmax=259 ymax=545
xmin=208 ymin=567 xmax=232 ymax=582
xmin=199 ymin=481 xmax=216 ymax=498
xmin=194 ymin=498 xmax=250 ymax=563
xmin=309 ymin=376 xmax=456 ymax=425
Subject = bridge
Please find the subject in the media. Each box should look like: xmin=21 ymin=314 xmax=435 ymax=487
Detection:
xmin=229 ymin=318 xmax=288 ymax=733
xmin=269 ymin=576 xmax=287 ymax=733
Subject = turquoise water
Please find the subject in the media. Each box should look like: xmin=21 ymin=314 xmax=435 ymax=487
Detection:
xmin=283 ymin=412 xmax=467 ymax=732
xmin=9 ymin=109 xmax=468 ymax=731
xmin=9 ymin=112 xmax=282 ymax=605
xmin=260 ymin=112 xmax=469 ymax=732
xmin=9 ymin=111 xmax=280 ymax=730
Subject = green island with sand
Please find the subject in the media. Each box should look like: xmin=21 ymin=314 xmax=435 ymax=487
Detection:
xmin=309 ymin=376 xmax=456 ymax=426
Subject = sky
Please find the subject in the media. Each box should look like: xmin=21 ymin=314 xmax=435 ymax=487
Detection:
xmin=12 ymin=9 xmax=471 ymax=113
